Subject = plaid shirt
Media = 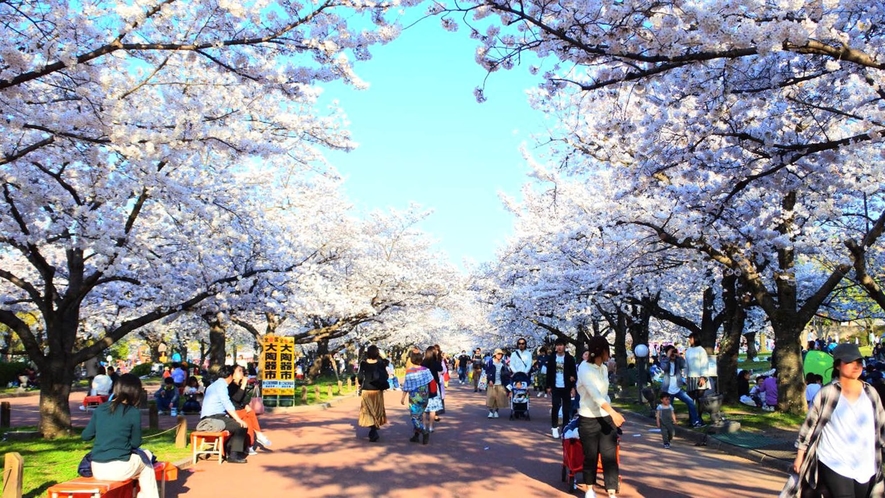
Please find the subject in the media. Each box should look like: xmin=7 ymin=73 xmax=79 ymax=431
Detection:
xmin=402 ymin=366 xmax=433 ymax=393
xmin=780 ymin=380 xmax=885 ymax=498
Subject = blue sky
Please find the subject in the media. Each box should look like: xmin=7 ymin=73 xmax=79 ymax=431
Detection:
xmin=323 ymin=18 xmax=549 ymax=269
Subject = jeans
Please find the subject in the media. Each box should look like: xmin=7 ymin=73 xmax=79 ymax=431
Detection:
xmin=458 ymin=366 xmax=467 ymax=383
xmin=551 ymin=387 xmax=571 ymax=428
xmin=669 ymin=389 xmax=700 ymax=424
xmin=155 ymin=389 xmax=179 ymax=412
xmin=579 ymin=416 xmax=619 ymax=492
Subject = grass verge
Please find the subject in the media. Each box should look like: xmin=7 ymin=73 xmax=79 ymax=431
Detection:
xmin=0 ymin=426 xmax=192 ymax=498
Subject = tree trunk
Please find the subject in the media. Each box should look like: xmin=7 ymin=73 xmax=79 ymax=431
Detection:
xmin=308 ymin=338 xmax=332 ymax=379
xmin=37 ymin=356 xmax=76 ymax=438
xmin=718 ymin=275 xmax=746 ymax=404
xmin=772 ymin=319 xmax=806 ymax=413
xmin=204 ymin=313 xmax=226 ymax=376
xmin=745 ymin=331 xmax=758 ymax=360
xmin=614 ymin=311 xmax=628 ymax=391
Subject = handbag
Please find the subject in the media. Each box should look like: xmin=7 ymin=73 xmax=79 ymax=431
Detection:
xmin=249 ymin=396 xmax=265 ymax=415
xmin=477 ymin=372 xmax=488 ymax=391
xmin=77 ymin=452 xmax=93 ymax=478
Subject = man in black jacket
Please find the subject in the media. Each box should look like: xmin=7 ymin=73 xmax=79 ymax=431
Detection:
xmin=546 ymin=338 xmax=577 ymax=438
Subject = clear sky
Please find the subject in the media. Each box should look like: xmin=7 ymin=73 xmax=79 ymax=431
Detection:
xmin=322 ymin=18 xmax=549 ymax=269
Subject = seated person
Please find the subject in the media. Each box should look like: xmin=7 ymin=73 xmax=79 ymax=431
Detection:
xmin=758 ymin=373 xmax=778 ymax=411
xmin=228 ymin=365 xmax=271 ymax=454
xmin=804 ymin=372 xmax=822 ymax=409
xmin=742 ymin=374 xmax=765 ymax=407
xmin=182 ymin=376 xmax=204 ymax=413
xmin=91 ymin=366 xmax=113 ymax=397
xmin=201 ymin=365 xmax=250 ymax=464
xmin=154 ymin=377 xmax=179 ymax=415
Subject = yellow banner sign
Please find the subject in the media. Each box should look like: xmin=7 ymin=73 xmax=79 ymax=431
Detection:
xmin=262 ymin=335 xmax=296 ymax=395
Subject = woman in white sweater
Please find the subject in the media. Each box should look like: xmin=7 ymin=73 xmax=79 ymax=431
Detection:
xmin=576 ymin=336 xmax=626 ymax=498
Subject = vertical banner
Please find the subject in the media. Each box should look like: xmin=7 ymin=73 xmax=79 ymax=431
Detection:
xmin=262 ymin=335 xmax=296 ymax=395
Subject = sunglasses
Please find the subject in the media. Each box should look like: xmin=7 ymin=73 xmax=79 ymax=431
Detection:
xmin=517 ymin=342 xmax=526 ymax=346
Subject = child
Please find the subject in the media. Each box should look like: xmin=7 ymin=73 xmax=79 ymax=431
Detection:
xmin=400 ymin=350 xmax=433 ymax=445
xmin=656 ymin=392 xmax=677 ymax=449
xmin=182 ymin=375 xmax=203 ymax=413
xmin=804 ymin=372 xmax=822 ymax=409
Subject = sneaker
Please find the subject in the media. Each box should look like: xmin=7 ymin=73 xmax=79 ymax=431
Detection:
xmin=692 ymin=421 xmax=705 ymax=428
xmin=544 ymin=393 xmax=549 ymax=398
xmin=607 ymin=490 xmax=617 ymax=498
xmin=409 ymin=432 xmax=420 ymax=443
xmin=585 ymin=489 xmax=597 ymax=498
xmin=248 ymin=447 xmax=258 ymax=455
xmin=488 ymin=411 xmax=495 ymax=418
xmin=663 ymin=443 xmax=670 ymax=449
xmin=493 ymin=411 xmax=499 ymax=418
xmin=429 ymin=427 xmax=434 ymax=433
xmin=537 ymin=392 xmax=542 ymax=398
xmin=255 ymin=432 xmax=272 ymax=447
xmin=551 ymin=427 xmax=560 ymax=438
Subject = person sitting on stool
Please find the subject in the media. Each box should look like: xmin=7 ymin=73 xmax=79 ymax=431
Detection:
xmin=199 ymin=365 xmax=250 ymax=464
xmin=154 ymin=377 xmax=179 ymax=415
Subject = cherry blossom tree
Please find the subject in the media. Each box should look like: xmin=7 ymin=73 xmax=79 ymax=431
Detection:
xmin=440 ymin=0 xmax=885 ymax=413
xmin=0 ymin=0 xmax=420 ymax=436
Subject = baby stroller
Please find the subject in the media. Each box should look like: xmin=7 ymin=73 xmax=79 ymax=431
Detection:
xmin=560 ymin=417 xmax=621 ymax=491
xmin=509 ymin=372 xmax=531 ymax=420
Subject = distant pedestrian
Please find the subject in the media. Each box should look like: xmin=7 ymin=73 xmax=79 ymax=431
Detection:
xmin=660 ymin=345 xmax=702 ymax=427
xmin=472 ymin=348 xmax=485 ymax=392
xmin=656 ymin=392 xmax=677 ymax=449
xmin=401 ymin=350 xmax=433 ymax=445
xmin=357 ymin=345 xmax=389 ymax=443
xmin=781 ymin=343 xmax=885 ymax=498
xmin=546 ymin=338 xmax=577 ymax=438
xmin=534 ymin=346 xmax=549 ymax=397
xmin=485 ymin=348 xmax=511 ymax=419
xmin=457 ymin=350 xmax=470 ymax=384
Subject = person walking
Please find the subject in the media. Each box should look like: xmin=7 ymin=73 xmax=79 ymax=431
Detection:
xmin=357 ymin=345 xmax=389 ymax=442
xmin=546 ymin=338 xmax=577 ymax=437
xmin=781 ymin=343 xmax=885 ymax=498
xmin=576 ymin=336 xmax=625 ymax=498
xmin=401 ymin=350 xmax=433 ymax=444
xmin=82 ymin=374 xmax=159 ymax=498
xmin=656 ymin=392 xmax=677 ymax=449
xmin=684 ymin=333 xmax=709 ymax=403
xmin=510 ymin=337 xmax=533 ymax=384
xmin=485 ymin=348 xmax=511 ymax=418
xmin=534 ymin=346 xmax=550 ymax=397
xmin=472 ymin=348 xmax=485 ymax=392
xmin=660 ymin=345 xmax=703 ymax=427
xmin=457 ymin=350 xmax=470 ymax=384
xmin=421 ymin=347 xmax=443 ymax=431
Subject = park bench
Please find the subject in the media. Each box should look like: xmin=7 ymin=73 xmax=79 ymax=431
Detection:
xmin=46 ymin=461 xmax=178 ymax=498
xmin=190 ymin=430 xmax=230 ymax=464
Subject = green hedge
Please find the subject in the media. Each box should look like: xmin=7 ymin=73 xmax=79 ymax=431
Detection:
xmin=0 ymin=361 xmax=29 ymax=386
xmin=129 ymin=363 xmax=154 ymax=378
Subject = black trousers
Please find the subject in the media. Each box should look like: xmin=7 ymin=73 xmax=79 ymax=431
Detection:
xmin=204 ymin=415 xmax=249 ymax=456
xmin=579 ymin=415 xmax=619 ymax=492
xmin=818 ymin=462 xmax=872 ymax=498
xmin=551 ymin=387 xmax=571 ymax=428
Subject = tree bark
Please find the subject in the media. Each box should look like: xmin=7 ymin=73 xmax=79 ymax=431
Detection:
xmin=717 ymin=274 xmax=746 ymax=403
xmin=204 ymin=313 xmax=226 ymax=376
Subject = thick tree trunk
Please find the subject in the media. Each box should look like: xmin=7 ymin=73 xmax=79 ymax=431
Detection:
xmin=718 ymin=275 xmax=746 ymax=404
xmin=772 ymin=319 xmax=806 ymax=413
xmin=38 ymin=356 xmax=76 ymax=438
xmin=745 ymin=331 xmax=758 ymax=360
xmin=205 ymin=313 xmax=226 ymax=375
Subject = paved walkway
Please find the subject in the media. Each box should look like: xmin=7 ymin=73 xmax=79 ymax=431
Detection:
xmin=151 ymin=382 xmax=788 ymax=497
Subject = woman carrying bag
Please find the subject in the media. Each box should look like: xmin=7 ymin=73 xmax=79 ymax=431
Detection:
xmin=357 ymin=345 xmax=389 ymax=442
xmin=781 ymin=343 xmax=885 ymax=498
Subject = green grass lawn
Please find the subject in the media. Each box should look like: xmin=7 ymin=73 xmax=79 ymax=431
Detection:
xmin=0 ymin=427 xmax=192 ymax=498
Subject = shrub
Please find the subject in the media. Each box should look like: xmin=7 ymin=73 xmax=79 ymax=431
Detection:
xmin=129 ymin=362 xmax=154 ymax=378
xmin=0 ymin=361 xmax=29 ymax=386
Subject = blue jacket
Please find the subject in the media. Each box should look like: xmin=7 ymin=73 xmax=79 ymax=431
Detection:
xmin=484 ymin=359 xmax=511 ymax=387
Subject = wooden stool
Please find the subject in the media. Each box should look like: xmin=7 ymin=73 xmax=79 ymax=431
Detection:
xmin=46 ymin=477 xmax=135 ymax=498
xmin=191 ymin=430 xmax=230 ymax=464
xmin=82 ymin=395 xmax=109 ymax=411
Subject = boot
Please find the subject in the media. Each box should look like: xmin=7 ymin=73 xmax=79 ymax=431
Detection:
xmin=409 ymin=431 xmax=420 ymax=443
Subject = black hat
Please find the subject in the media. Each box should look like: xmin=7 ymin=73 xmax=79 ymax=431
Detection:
xmin=832 ymin=343 xmax=863 ymax=363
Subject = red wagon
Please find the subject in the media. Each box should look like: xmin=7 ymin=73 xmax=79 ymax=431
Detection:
xmin=560 ymin=437 xmax=620 ymax=491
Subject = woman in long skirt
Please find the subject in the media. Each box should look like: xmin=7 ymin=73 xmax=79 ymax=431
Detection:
xmin=357 ymin=345 xmax=389 ymax=442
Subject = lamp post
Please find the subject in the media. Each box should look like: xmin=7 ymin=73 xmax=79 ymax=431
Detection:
xmin=634 ymin=344 xmax=649 ymax=404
